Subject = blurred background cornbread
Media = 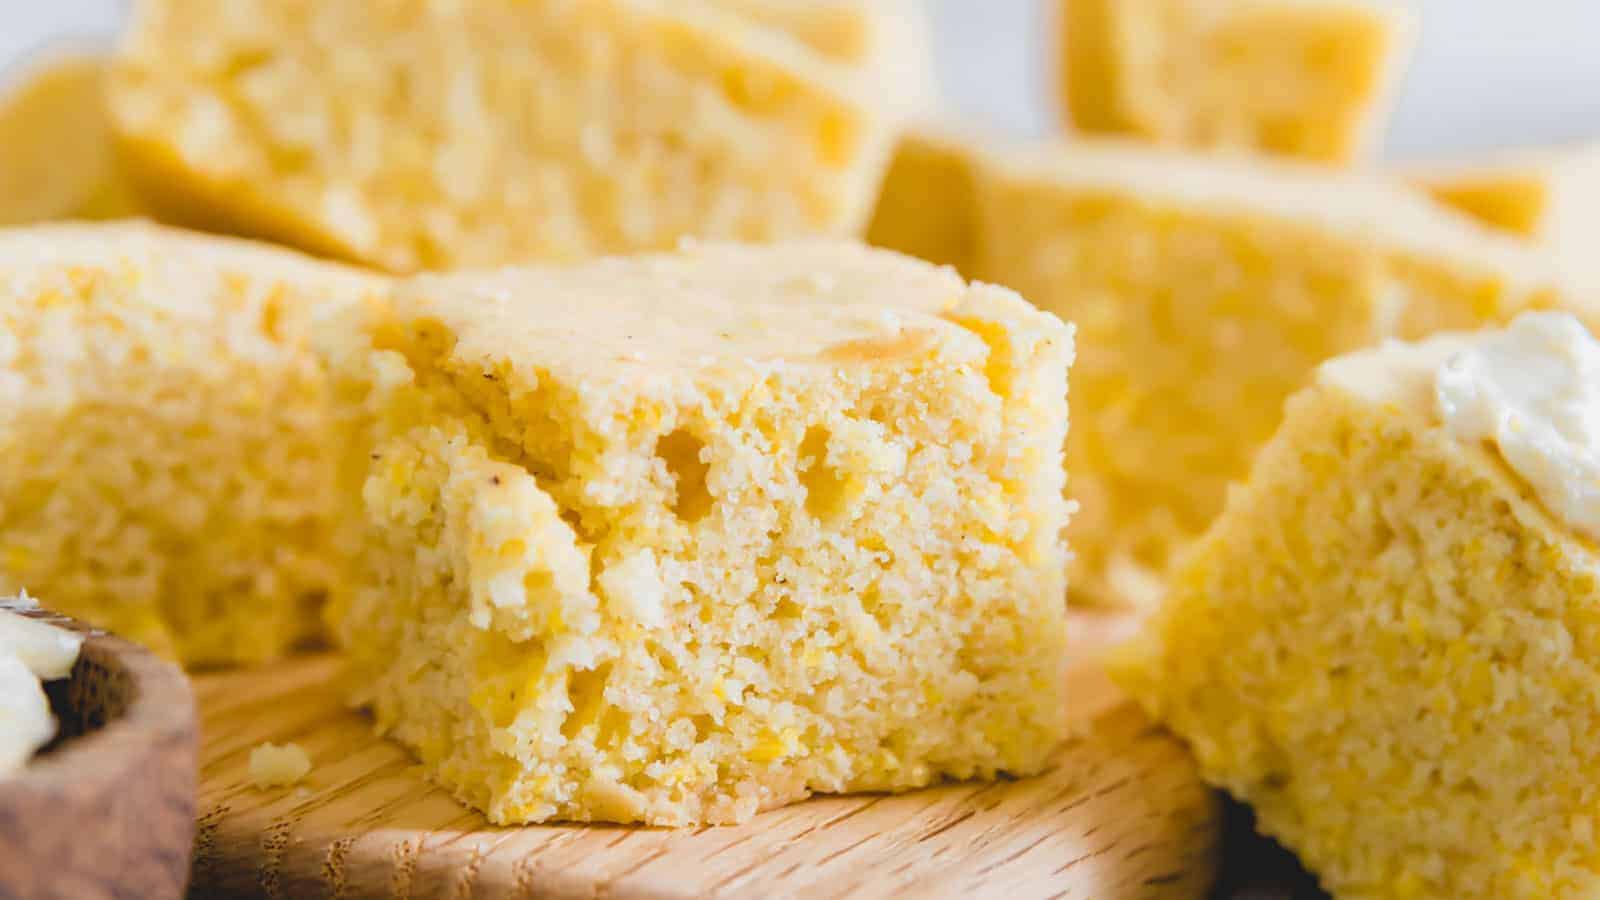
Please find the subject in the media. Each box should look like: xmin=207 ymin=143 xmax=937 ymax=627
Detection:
xmin=0 ymin=224 xmax=383 ymax=665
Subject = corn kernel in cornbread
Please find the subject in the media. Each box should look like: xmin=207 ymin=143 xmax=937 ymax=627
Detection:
xmin=1119 ymin=324 xmax=1600 ymax=899
xmin=709 ymin=0 xmax=938 ymax=118
xmin=1057 ymin=0 xmax=1411 ymax=163
xmin=1406 ymin=147 xmax=1600 ymax=276
xmin=0 ymin=53 xmax=144 ymax=225
xmin=108 ymin=0 xmax=896 ymax=273
xmin=343 ymin=241 xmax=1075 ymax=825
xmin=876 ymin=137 xmax=1584 ymax=606
xmin=0 ymin=224 xmax=382 ymax=664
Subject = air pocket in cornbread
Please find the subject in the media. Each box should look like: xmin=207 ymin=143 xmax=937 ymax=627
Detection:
xmin=1119 ymin=312 xmax=1600 ymax=898
xmin=1057 ymin=0 xmax=1412 ymax=164
xmin=341 ymin=241 xmax=1075 ymax=825
xmin=108 ymin=0 xmax=896 ymax=273
xmin=0 ymin=224 xmax=383 ymax=665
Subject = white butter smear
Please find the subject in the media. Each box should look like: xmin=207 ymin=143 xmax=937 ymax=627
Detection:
xmin=1436 ymin=312 xmax=1600 ymax=540
xmin=0 ymin=593 xmax=84 ymax=776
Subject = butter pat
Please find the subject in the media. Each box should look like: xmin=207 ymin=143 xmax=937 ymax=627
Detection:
xmin=0 ymin=603 xmax=84 ymax=776
xmin=248 ymin=742 xmax=312 ymax=789
xmin=1436 ymin=312 xmax=1600 ymax=542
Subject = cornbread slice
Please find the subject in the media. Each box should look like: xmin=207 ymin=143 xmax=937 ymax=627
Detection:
xmin=0 ymin=53 xmax=144 ymax=225
xmin=0 ymin=223 xmax=383 ymax=664
xmin=1118 ymin=315 xmax=1600 ymax=898
xmin=108 ymin=0 xmax=896 ymax=273
xmin=341 ymin=241 xmax=1075 ymax=825
xmin=864 ymin=126 xmax=983 ymax=278
xmin=1057 ymin=0 xmax=1412 ymax=163
xmin=874 ymin=136 xmax=1585 ymax=606
xmin=1405 ymin=147 xmax=1600 ymax=271
xmin=709 ymin=0 xmax=938 ymax=118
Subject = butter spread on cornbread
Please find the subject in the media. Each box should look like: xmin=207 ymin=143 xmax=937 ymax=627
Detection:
xmin=1437 ymin=312 xmax=1600 ymax=541
xmin=109 ymin=0 xmax=898 ymax=273
xmin=1119 ymin=314 xmax=1600 ymax=898
xmin=248 ymin=742 xmax=312 ymax=789
xmin=873 ymin=134 xmax=1589 ymax=607
xmin=0 ymin=223 xmax=385 ymax=665
xmin=1056 ymin=0 xmax=1413 ymax=163
xmin=343 ymin=240 xmax=1076 ymax=825
xmin=0 ymin=595 xmax=83 ymax=775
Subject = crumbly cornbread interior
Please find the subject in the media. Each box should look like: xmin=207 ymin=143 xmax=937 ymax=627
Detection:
xmin=341 ymin=241 xmax=1075 ymax=824
xmin=1059 ymin=0 xmax=1407 ymax=164
xmin=0 ymin=224 xmax=382 ymax=664
xmin=1119 ymin=339 xmax=1600 ymax=899
xmin=108 ymin=0 xmax=891 ymax=273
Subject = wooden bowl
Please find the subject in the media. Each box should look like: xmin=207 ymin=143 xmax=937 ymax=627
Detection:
xmin=0 ymin=608 xmax=198 ymax=899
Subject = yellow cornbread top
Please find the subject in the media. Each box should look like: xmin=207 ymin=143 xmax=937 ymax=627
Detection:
xmin=0 ymin=52 xmax=143 ymax=225
xmin=396 ymin=240 xmax=1051 ymax=379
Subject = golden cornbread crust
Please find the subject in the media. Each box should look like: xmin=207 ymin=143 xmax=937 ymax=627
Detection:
xmin=0 ymin=223 xmax=384 ymax=664
xmin=1121 ymin=343 xmax=1600 ymax=898
xmin=1057 ymin=0 xmax=1412 ymax=164
xmin=108 ymin=0 xmax=895 ymax=273
xmin=343 ymin=242 xmax=1076 ymax=825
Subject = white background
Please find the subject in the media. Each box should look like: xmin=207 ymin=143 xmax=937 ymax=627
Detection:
xmin=4 ymin=0 xmax=1599 ymax=160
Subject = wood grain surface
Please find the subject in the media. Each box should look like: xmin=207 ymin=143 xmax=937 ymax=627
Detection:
xmin=0 ymin=608 xmax=198 ymax=900
xmin=187 ymin=611 xmax=1220 ymax=899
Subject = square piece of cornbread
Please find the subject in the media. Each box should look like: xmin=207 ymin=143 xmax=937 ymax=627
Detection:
xmin=0 ymin=223 xmax=382 ymax=665
xmin=109 ymin=0 xmax=895 ymax=273
xmin=874 ymin=135 xmax=1585 ymax=607
xmin=1057 ymin=0 xmax=1411 ymax=164
xmin=1119 ymin=316 xmax=1600 ymax=898
xmin=340 ymin=241 xmax=1075 ymax=825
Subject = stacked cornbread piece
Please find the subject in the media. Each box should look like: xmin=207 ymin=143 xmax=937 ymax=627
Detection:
xmin=871 ymin=136 xmax=1583 ymax=606
xmin=0 ymin=223 xmax=1076 ymax=825
xmin=106 ymin=0 xmax=920 ymax=272
xmin=1118 ymin=313 xmax=1600 ymax=897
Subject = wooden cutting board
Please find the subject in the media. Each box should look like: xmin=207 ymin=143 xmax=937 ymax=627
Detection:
xmin=187 ymin=612 xmax=1220 ymax=899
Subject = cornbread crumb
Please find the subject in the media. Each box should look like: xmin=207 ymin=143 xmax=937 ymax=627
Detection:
xmin=1057 ymin=0 xmax=1412 ymax=163
xmin=109 ymin=0 xmax=896 ymax=272
xmin=0 ymin=224 xmax=384 ymax=665
xmin=344 ymin=241 xmax=1075 ymax=825
xmin=249 ymin=742 xmax=312 ymax=789
xmin=874 ymin=134 xmax=1586 ymax=606
xmin=0 ymin=52 xmax=144 ymax=226
xmin=1119 ymin=328 xmax=1600 ymax=898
